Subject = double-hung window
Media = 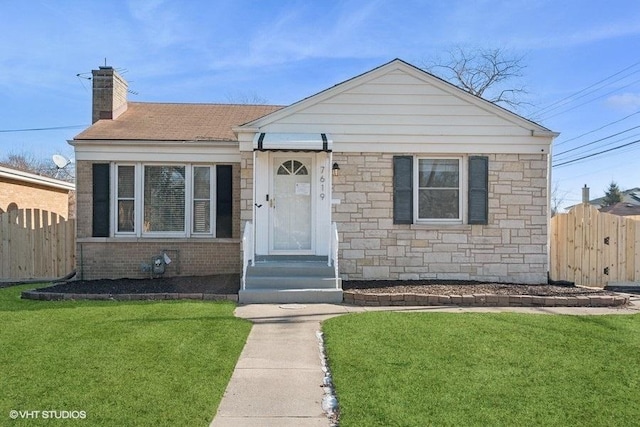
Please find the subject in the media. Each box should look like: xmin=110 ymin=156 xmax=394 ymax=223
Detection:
xmin=416 ymin=158 xmax=462 ymax=222
xmin=393 ymin=155 xmax=488 ymax=225
xmin=102 ymin=163 xmax=232 ymax=238
xmin=192 ymin=166 xmax=212 ymax=234
xmin=116 ymin=165 xmax=135 ymax=233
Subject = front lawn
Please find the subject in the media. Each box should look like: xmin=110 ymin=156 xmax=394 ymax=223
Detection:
xmin=323 ymin=312 xmax=640 ymax=426
xmin=0 ymin=285 xmax=251 ymax=426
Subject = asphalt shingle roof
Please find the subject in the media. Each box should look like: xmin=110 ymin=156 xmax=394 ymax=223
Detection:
xmin=74 ymin=102 xmax=283 ymax=141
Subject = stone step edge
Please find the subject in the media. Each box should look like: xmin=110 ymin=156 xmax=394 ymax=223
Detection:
xmin=343 ymin=291 xmax=629 ymax=307
xmin=21 ymin=291 xmax=238 ymax=302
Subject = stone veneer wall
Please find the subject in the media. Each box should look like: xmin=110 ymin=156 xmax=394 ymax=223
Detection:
xmin=240 ymin=152 xmax=254 ymax=226
xmin=331 ymin=152 xmax=549 ymax=284
xmin=75 ymin=160 xmax=242 ymax=280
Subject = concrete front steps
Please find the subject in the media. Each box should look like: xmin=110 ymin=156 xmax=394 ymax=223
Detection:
xmin=239 ymin=256 xmax=343 ymax=303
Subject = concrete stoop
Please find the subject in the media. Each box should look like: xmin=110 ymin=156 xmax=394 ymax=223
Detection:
xmin=240 ymin=257 xmax=342 ymax=304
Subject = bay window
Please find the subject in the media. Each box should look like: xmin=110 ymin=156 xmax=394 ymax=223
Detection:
xmin=98 ymin=163 xmax=233 ymax=238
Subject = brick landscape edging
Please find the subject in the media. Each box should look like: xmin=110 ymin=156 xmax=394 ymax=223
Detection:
xmin=20 ymin=290 xmax=629 ymax=307
xmin=343 ymin=291 xmax=629 ymax=307
xmin=21 ymin=291 xmax=238 ymax=302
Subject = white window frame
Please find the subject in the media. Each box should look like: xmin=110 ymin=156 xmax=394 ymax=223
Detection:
xmin=111 ymin=163 xmax=217 ymax=238
xmin=414 ymin=156 xmax=465 ymax=224
xmin=191 ymin=165 xmax=216 ymax=236
xmin=114 ymin=164 xmax=137 ymax=235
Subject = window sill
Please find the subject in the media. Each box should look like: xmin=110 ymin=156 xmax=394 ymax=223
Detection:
xmin=77 ymin=237 xmax=240 ymax=244
xmin=409 ymin=222 xmax=471 ymax=230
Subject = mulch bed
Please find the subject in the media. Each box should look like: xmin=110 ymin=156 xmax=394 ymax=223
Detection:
xmin=28 ymin=276 xmax=613 ymax=297
xmin=343 ymin=280 xmax=615 ymax=297
xmin=21 ymin=276 xmax=630 ymax=306
xmin=32 ymin=274 xmax=240 ymax=295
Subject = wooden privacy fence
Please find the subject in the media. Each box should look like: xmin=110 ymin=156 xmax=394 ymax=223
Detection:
xmin=551 ymin=204 xmax=640 ymax=287
xmin=0 ymin=209 xmax=75 ymax=281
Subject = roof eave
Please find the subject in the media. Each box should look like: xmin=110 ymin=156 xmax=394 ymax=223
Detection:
xmin=0 ymin=166 xmax=75 ymax=191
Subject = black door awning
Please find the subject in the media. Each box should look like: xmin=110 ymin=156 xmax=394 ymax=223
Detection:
xmin=253 ymin=133 xmax=332 ymax=152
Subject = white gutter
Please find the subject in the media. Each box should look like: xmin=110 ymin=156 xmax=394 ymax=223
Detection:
xmin=0 ymin=166 xmax=75 ymax=191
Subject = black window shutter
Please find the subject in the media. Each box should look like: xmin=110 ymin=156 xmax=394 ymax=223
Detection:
xmin=216 ymin=165 xmax=233 ymax=238
xmin=468 ymin=156 xmax=489 ymax=225
xmin=393 ymin=156 xmax=413 ymax=224
xmin=92 ymin=163 xmax=110 ymax=237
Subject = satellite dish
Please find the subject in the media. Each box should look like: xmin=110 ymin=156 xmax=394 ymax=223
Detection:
xmin=52 ymin=154 xmax=74 ymax=180
xmin=53 ymin=154 xmax=71 ymax=169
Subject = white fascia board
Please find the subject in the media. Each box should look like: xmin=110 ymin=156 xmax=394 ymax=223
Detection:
xmin=0 ymin=165 xmax=75 ymax=191
xmin=238 ymin=133 xmax=552 ymax=154
xmin=71 ymin=140 xmax=240 ymax=162
xmin=332 ymin=135 xmax=552 ymax=154
xmin=533 ymin=129 xmax=561 ymax=138
xmin=336 ymin=142 xmax=549 ymax=154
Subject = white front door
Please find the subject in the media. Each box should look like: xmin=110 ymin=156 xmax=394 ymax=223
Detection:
xmin=270 ymin=156 xmax=313 ymax=253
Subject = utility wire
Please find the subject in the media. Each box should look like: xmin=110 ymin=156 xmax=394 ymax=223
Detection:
xmin=0 ymin=125 xmax=86 ymax=133
xmin=534 ymin=59 xmax=640 ymax=115
xmin=537 ymin=69 xmax=640 ymax=118
xmin=553 ymin=138 xmax=640 ymax=167
xmin=555 ymin=132 xmax=640 ymax=162
xmin=542 ymin=76 xmax=640 ymax=120
xmin=554 ymin=109 xmax=640 ymax=147
xmin=554 ymin=125 xmax=640 ymax=157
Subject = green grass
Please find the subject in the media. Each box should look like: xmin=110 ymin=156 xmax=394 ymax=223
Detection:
xmin=323 ymin=312 xmax=640 ymax=427
xmin=0 ymin=285 xmax=251 ymax=426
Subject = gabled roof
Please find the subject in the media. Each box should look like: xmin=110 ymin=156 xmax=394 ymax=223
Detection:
xmin=0 ymin=166 xmax=75 ymax=191
xmin=238 ymin=58 xmax=557 ymax=137
xmin=586 ymin=188 xmax=640 ymax=208
xmin=74 ymin=102 xmax=282 ymax=142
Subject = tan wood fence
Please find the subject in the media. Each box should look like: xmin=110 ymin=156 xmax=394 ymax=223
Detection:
xmin=0 ymin=209 xmax=75 ymax=281
xmin=550 ymin=204 xmax=640 ymax=287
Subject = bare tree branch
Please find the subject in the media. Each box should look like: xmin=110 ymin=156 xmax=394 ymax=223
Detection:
xmin=0 ymin=151 xmax=74 ymax=182
xmin=225 ymin=91 xmax=269 ymax=105
xmin=424 ymin=46 xmax=529 ymax=111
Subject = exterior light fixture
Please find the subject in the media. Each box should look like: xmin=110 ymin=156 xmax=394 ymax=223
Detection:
xmin=332 ymin=162 xmax=340 ymax=176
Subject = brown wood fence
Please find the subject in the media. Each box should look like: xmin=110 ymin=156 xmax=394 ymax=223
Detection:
xmin=550 ymin=204 xmax=640 ymax=287
xmin=0 ymin=209 xmax=75 ymax=281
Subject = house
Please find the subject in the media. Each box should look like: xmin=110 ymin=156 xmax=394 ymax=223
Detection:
xmin=71 ymin=59 xmax=557 ymax=302
xmin=566 ymin=187 xmax=640 ymax=213
xmin=599 ymin=201 xmax=640 ymax=217
xmin=0 ymin=165 xmax=75 ymax=218
xmin=590 ymin=188 xmax=640 ymax=208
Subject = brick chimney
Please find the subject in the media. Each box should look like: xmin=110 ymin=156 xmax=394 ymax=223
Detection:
xmin=91 ymin=66 xmax=128 ymax=124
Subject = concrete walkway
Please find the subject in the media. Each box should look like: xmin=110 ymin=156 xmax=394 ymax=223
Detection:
xmin=210 ymin=296 xmax=640 ymax=427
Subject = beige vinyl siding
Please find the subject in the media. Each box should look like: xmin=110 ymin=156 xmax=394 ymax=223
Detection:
xmin=254 ymin=69 xmax=545 ymax=151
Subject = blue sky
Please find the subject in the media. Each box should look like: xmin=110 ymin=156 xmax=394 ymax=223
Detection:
xmin=1 ymin=0 xmax=640 ymax=209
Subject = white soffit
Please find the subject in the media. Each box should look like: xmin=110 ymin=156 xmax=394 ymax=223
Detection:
xmin=253 ymin=133 xmax=332 ymax=151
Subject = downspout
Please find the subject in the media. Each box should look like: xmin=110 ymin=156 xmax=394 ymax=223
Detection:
xmin=79 ymin=242 xmax=84 ymax=281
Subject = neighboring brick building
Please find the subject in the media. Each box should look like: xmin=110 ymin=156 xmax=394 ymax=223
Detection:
xmin=71 ymin=60 xmax=558 ymax=302
xmin=0 ymin=166 xmax=75 ymax=218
